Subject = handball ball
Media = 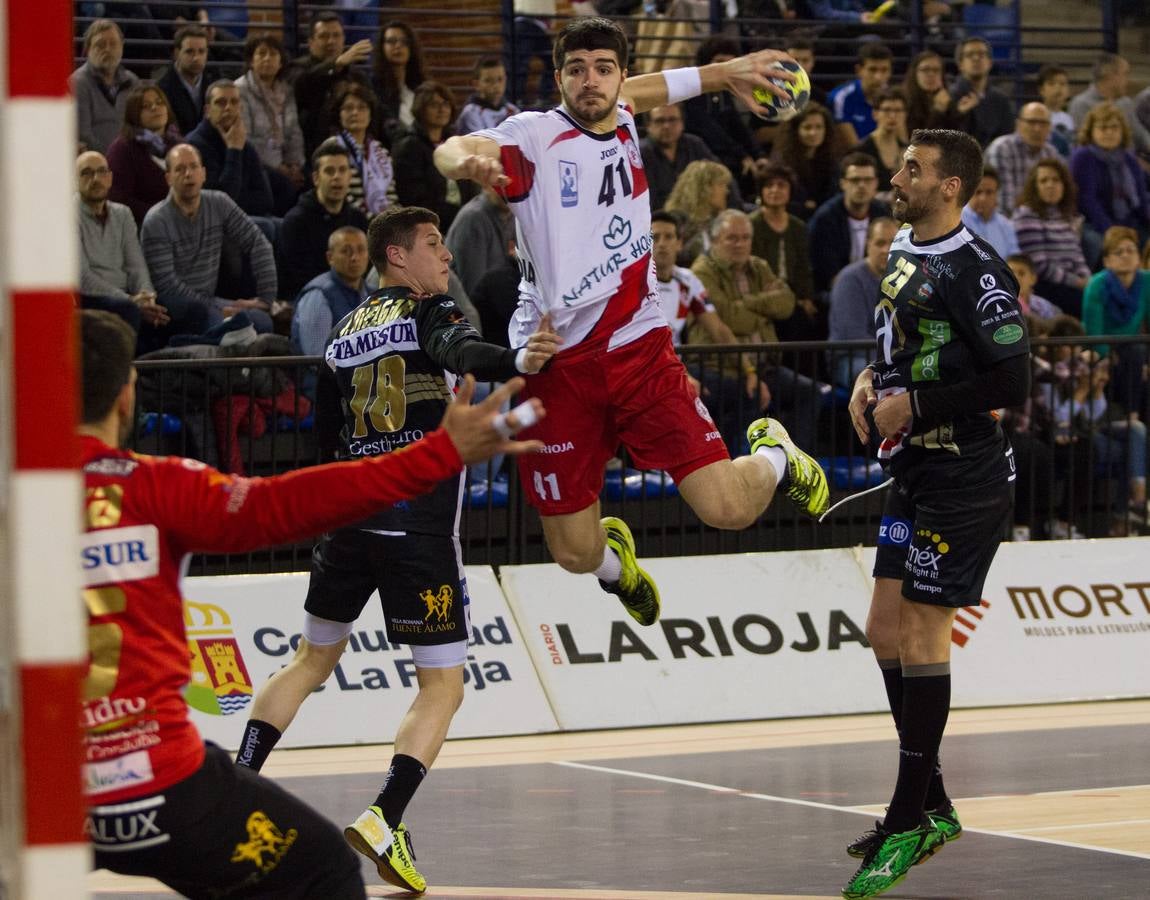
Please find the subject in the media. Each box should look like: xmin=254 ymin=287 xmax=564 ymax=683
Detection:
xmin=751 ymin=61 xmax=811 ymax=122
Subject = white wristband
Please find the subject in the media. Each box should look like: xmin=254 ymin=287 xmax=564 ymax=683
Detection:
xmin=515 ymin=347 xmax=528 ymax=373
xmin=492 ymin=399 xmax=538 ymax=438
xmin=663 ymin=67 xmax=702 ymax=105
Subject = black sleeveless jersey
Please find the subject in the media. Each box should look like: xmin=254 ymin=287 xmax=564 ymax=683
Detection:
xmin=320 ymin=286 xmax=521 ymax=536
xmin=871 ymin=223 xmax=1029 ymax=466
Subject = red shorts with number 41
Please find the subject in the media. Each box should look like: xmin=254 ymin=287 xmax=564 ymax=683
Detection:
xmin=515 ymin=327 xmax=730 ymax=515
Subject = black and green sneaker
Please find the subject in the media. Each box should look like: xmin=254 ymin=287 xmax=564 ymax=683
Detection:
xmin=746 ymin=417 xmax=830 ymax=518
xmin=921 ymin=802 xmax=962 ymax=860
xmin=841 ymin=822 xmax=943 ymax=899
xmin=599 ymin=516 xmax=660 ymax=626
xmin=846 ymin=820 xmax=886 ymax=859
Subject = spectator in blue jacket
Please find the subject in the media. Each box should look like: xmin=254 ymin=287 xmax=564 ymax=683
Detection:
xmin=292 ymin=226 xmax=370 ymax=355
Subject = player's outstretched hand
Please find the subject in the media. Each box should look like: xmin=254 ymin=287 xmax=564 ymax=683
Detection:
xmin=848 ymin=366 xmax=877 ymax=444
xmin=443 ymin=375 xmax=545 ymax=463
xmin=521 ymin=314 xmax=562 ymax=373
xmin=721 ymin=49 xmax=797 ymax=118
xmin=458 ymin=154 xmax=509 ymax=190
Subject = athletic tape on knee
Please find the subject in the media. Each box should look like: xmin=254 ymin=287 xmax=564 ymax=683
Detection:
xmin=302 ymin=612 xmax=354 ymax=645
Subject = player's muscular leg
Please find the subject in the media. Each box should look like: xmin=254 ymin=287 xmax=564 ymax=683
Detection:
xmin=249 ymin=637 xmax=347 ymax=730
xmin=540 ymin=502 xmax=607 ymax=573
xmin=866 ymin=578 xmax=904 ymax=658
xmin=676 ymin=456 xmax=778 ymax=531
xmin=393 ymin=665 xmax=465 ymax=767
xmin=898 ymin=599 xmax=958 ymax=665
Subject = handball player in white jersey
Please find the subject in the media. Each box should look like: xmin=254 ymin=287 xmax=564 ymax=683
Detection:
xmin=435 ymin=17 xmax=829 ymax=625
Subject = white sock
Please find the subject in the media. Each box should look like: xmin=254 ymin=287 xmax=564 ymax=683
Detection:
xmin=594 ymin=544 xmax=622 ymax=583
xmin=755 ymin=445 xmax=789 ymax=483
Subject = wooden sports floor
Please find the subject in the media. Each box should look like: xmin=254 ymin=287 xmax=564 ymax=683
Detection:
xmin=89 ymin=699 xmax=1150 ymax=899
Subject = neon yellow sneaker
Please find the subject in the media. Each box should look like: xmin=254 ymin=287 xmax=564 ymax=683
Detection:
xmin=747 ymin=417 xmax=830 ymax=518
xmin=599 ymin=516 xmax=660 ymax=626
xmin=343 ymin=806 xmax=426 ymax=894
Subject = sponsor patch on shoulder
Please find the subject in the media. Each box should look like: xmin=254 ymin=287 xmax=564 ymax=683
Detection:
xmin=993 ymin=323 xmax=1024 ymax=345
xmin=84 ymin=457 xmax=139 ymax=477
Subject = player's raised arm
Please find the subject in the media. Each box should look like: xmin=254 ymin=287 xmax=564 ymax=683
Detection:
xmin=621 ymin=49 xmax=798 ymax=118
xmin=434 ymin=134 xmax=507 ymax=189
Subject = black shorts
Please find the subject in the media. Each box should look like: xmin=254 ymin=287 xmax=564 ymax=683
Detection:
xmin=873 ymin=443 xmax=1015 ymax=608
xmin=88 ymin=743 xmax=363 ymax=899
xmin=304 ymin=528 xmax=470 ymax=646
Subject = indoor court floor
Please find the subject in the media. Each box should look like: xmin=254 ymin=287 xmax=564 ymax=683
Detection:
xmin=88 ymin=699 xmax=1150 ymax=899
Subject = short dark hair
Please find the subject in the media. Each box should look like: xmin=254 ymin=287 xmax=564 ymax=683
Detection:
xmin=1036 ymin=64 xmax=1068 ymax=87
xmin=650 ymin=209 xmax=681 ymax=238
xmin=474 ymin=54 xmax=504 ymax=75
xmin=553 ymin=17 xmax=628 ymax=71
xmin=840 ymin=151 xmax=878 ymax=178
xmin=785 ymin=35 xmax=814 ymax=53
xmin=907 ymin=128 xmax=983 ymax=206
xmin=205 ymin=78 xmax=237 ymax=105
xmin=981 ymin=163 xmax=1000 ymax=184
xmin=81 ymin=310 xmax=136 ymax=425
xmin=874 ymin=87 xmax=907 ymax=110
xmin=328 ymin=81 xmax=378 ymax=138
xmin=956 ymin=36 xmax=991 ymax=63
xmin=174 ymin=24 xmax=208 ymax=53
xmin=756 ymin=162 xmax=796 ymax=193
xmin=867 ymin=216 xmax=898 ymax=241
xmin=858 ymin=42 xmax=892 ymax=65
xmin=311 ymin=137 xmax=351 ymax=169
xmin=243 ymin=31 xmax=284 ymax=71
xmin=368 ymin=206 xmax=441 ymax=272
xmin=310 ymin=11 xmax=343 ymax=35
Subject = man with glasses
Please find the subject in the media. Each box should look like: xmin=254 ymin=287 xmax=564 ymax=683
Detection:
xmin=984 ymin=102 xmax=1061 ymax=214
xmin=640 ymin=103 xmax=732 ymax=212
xmin=808 ymin=152 xmax=891 ymax=296
xmin=950 ymin=37 xmax=1014 ymax=147
xmin=71 ymin=19 xmax=140 ymax=154
xmin=77 ymin=150 xmax=195 ymax=353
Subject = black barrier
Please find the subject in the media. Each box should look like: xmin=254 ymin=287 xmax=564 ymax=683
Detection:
xmin=130 ymin=335 xmax=1150 ymax=576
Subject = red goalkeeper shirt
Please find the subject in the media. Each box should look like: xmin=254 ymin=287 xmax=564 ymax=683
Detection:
xmin=80 ymin=430 xmax=462 ymax=804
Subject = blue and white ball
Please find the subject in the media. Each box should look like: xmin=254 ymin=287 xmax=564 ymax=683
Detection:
xmin=751 ymin=61 xmax=811 ymax=122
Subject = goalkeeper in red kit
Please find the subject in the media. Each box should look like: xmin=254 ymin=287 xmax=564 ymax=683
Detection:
xmin=78 ymin=309 xmax=543 ymax=898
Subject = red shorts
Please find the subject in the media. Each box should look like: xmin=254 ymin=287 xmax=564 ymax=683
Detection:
xmin=516 ymin=328 xmax=730 ymax=515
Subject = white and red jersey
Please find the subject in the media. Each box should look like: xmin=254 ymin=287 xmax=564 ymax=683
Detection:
xmin=656 ymin=266 xmax=714 ymax=346
xmin=476 ymin=103 xmax=667 ymax=361
xmin=80 ymin=431 xmax=461 ymax=804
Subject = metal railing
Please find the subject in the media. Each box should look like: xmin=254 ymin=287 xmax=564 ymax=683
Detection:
xmin=130 ymin=336 xmax=1150 ymax=576
xmin=74 ymin=1 xmax=1123 ymax=106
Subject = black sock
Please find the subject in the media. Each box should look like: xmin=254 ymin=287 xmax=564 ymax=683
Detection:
xmin=877 ymin=657 xmax=903 ymax=731
xmin=374 ymin=754 xmax=427 ymax=829
xmin=235 ymin=719 xmax=282 ymax=772
xmin=878 ymin=657 xmax=949 ymax=811
xmin=925 ymin=757 xmax=950 ymax=811
xmin=883 ymin=664 xmax=951 ymax=834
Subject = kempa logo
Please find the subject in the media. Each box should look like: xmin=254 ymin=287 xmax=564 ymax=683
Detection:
xmin=184 ymin=601 xmax=254 ymax=716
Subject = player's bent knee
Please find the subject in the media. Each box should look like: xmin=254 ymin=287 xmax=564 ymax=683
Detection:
xmin=692 ymin=496 xmax=757 ymax=531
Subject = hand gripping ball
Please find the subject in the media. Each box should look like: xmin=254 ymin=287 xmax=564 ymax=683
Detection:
xmin=751 ymin=61 xmax=811 ymax=122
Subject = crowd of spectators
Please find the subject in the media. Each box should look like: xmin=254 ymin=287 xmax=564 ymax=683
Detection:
xmin=72 ymin=6 xmax=1150 ymax=534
